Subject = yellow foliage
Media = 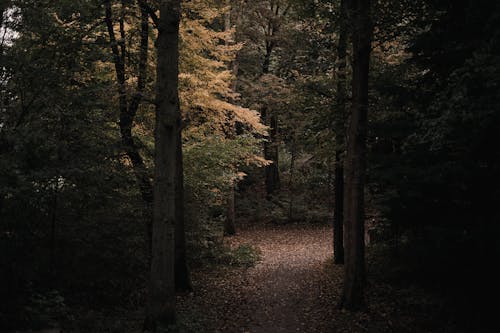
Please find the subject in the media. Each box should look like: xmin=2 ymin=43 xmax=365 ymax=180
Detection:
xmin=179 ymin=0 xmax=266 ymax=136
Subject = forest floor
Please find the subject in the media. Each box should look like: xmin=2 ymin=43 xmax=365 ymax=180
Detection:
xmin=176 ymin=223 xmax=453 ymax=333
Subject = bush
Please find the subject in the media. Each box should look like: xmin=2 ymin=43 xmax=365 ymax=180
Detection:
xmin=225 ymin=244 xmax=262 ymax=267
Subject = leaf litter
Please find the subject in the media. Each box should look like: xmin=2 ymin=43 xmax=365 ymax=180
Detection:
xmin=176 ymin=223 xmax=454 ymax=333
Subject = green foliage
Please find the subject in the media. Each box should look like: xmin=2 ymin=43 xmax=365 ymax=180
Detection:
xmin=0 ymin=1 xmax=148 ymax=330
xmin=369 ymin=0 xmax=500 ymax=231
xmin=184 ymin=135 xmax=266 ymax=203
xmin=366 ymin=0 xmax=500 ymax=328
xmin=224 ymin=244 xmax=262 ymax=267
xmin=2 ymin=0 xmax=499 ymax=330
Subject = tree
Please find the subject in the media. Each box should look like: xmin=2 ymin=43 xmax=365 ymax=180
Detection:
xmin=333 ymin=0 xmax=348 ymax=265
xmin=236 ymin=0 xmax=291 ymax=198
xmin=261 ymin=1 xmax=290 ymax=198
xmin=0 ymin=1 xmax=8 ymax=31
xmin=223 ymin=0 xmax=238 ymax=236
xmin=342 ymin=0 xmax=372 ymax=310
xmin=147 ymin=0 xmax=182 ymax=328
xmin=104 ymin=0 xmax=154 ymax=263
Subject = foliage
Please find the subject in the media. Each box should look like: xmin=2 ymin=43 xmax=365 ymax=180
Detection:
xmin=366 ymin=0 xmax=500 ymax=327
xmin=223 ymin=244 xmax=262 ymax=267
xmin=1 ymin=0 xmax=499 ymax=330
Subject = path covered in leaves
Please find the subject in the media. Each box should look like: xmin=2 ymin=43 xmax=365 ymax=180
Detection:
xmin=236 ymin=224 xmax=333 ymax=333
xmin=177 ymin=224 xmax=450 ymax=333
xmin=178 ymin=224 xmax=340 ymax=332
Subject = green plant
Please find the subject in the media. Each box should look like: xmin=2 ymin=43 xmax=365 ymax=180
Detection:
xmin=226 ymin=244 xmax=262 ymax=267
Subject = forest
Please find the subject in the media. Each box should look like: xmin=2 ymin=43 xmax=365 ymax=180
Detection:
xmin=1 ymin=0 xmax=499 ymax=332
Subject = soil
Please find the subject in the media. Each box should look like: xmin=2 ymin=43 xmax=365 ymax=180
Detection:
xmin=177 ymin=223 xmax=451 ymax=333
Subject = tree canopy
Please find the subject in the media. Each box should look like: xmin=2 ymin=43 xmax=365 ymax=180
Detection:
xmin=1 ymin=0 xmax=498 ymax=331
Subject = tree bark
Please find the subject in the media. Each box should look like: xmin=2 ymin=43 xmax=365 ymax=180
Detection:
xmin=146 ymin=0 xmax=182 ymax=328
xmin=0 ymin=1 xmax=8 ymax=28
xmin=265 ymin=113 xmax=280 ymax=198
xmin=175 ymin=136 xmax=192 ymax=291
xmin=334 ymin=153 xmax=345 ymax=264
xmin=260 ymin=9 xmax=281 ymax=199
xmin=341 ymin=0 xmax=372 ymax=311
xmin=105 ymin=0 xmax=154 ymax=264
xmin=261 ymin=106 xmax=280 ymax=198
xmin=224 ymin=186 xmax=236 ymax=235
xmin=49 ymin=187 xmax=58 ymax=279
xmin=333 ymin=0 xmax=348 ymax=265
xmin=223 ymin=0 xmax=237 ymax=236
xmin=288 ymin=140 xmax=296 ymax=222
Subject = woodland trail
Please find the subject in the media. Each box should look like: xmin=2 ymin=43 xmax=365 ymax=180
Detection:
xmin=177 ymin=223 xmax=449 ymax=333
xmin=177 ymin=224 xmax=341 ymax=333
xmin=239 ymin=224 xmax=332 ymax=333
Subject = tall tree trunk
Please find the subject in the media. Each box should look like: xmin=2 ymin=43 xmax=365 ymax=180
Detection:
xmin=262 ymin=40 xmax=280 ymax=199
xmin=105 ymin=0 xmax=154 ymax=264
xmin=133 ymin=0 xmax=154 ymax=264
xmin=174 ymin=137 xmax=192 ymax=291
xmin=262 ymin=112 xmax=280 ymax=199
xmin=334 ymin=154 xmax=345 ymax=264
xmin=49 ymin=188 xmax=58 ymax=279
xmin=333 ymin=0 xmax=348 ymax=265
xmin=342 ymin=0 xmax=372 ymax=310
xmin=265 ymin=113 xmax=280 ymax=198
xmin=288 ymin=140 xmax=296 ymax=222
xmin=223 ymin=0 xmax=237 ymax=236
xmin=146 ymin=0 xmax=181 ymax=328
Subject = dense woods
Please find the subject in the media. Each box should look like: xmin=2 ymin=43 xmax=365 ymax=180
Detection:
xmin=1 ymin=0 xmax=499 ymax=332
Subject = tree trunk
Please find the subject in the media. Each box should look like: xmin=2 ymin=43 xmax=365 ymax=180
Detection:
xmin=146 ymin=0 xmax=181 ymax=328
xmin=334 ymin=152 xmax=345 ymax=264
xmin=0 ymin=2 xmax=8 ymax=28
xmin=223 ymin=0 xmax=237 ymax=236
xmin=261 ymin=38 xmax=280 ymax=199
xmin=266 ymin=114 xmax=280 ymax=198
xmin=288 ymin=141 xmax=296 ymax=223
xmin=342 ymin=0 xmax=372 ymax=311
xmin=105 ymin=0 xmax=154 ymax=264
xmin=333 ymin=0 xmax=348 ymax=265
xmin=262 ymin=42 xmax=273 ymax=74
xmin=49 ymin=188 xmax=58 ymax=279
xmin=262 ymin=106 xmax=280 ymax=199
xmin=174 ymin=137 xmax=192 ymax=292
xmin=224 ymin=186 xmax=236 ymax=235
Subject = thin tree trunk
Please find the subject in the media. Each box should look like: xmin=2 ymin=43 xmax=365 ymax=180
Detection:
xmin=333 ymin=0 xmax=348 ymax=265
xmin=288 ymin=140 xmax=296 ymax=223
xmin=334 ymin=152 xmax=345 ymax=263
xmin=175 ymin=136 xmax=192 ymax=291
xmin=265 ymin=113 xmax=280 ymax=198
xmin=262 ymin=42 xmax=273 ymax=74
xmin=262 ymin=37 xmax=280 ymax=199
xmin=105 ymin=0 xmax=154 ymax=264
xmin=342 ymin=0 xmax=372 ymax=311
xmin=146 ymin=0 xmax=181 ymax=328
xmin=223 ymin=0 xmax=237 ymax=236
xmin=224 ymin=186 xmax=236 ymax=235
xmin=262 ymin=105 xmax=280 ymax=199
xmin=49 ymin=188 xmax=58 ymax=279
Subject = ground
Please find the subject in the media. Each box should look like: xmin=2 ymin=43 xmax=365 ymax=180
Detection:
xmin=176 ymin=223 xmax=452 ymax=333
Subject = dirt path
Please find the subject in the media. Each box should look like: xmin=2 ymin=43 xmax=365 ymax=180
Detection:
xmin=238 ymin=225 xmax=332 ymax=333
xmin=178 ymin=224 xmax=338 ymax=333
xmin=177 ymin=223 xmax=447 ymax=333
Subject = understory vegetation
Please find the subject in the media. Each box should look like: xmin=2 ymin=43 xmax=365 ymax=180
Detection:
xmin=1 ymin=0 xmax=499 ymax=332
